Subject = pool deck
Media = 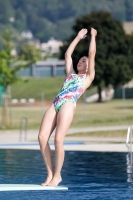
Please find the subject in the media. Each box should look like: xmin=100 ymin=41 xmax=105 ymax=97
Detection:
xmin=0 ymin=125 xmax=131 ymax=152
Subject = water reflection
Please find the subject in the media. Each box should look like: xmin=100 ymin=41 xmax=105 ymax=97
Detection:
xmin=0 ymin=150 xmax=128 ymax=184
xmin=0 ymin=149 xmax=133 ymax=200
xmin=126 ymin=153 xmax=133 ymax=182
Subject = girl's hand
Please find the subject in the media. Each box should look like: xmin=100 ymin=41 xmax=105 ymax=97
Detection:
xmin=91 ymin=28 xmax=97 ymax=36
xmin=77 ymin=29 xmax=88 ymax=40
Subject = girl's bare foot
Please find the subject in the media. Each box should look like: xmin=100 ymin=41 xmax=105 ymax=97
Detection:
xmin=47 ymin=175 xmax=62 ymax=187
xmin=41 ymin=174 xmax=53 ymax=186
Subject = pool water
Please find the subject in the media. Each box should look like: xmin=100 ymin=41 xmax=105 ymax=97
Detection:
xmin=0 ymin=149 xmax=133 ymax=200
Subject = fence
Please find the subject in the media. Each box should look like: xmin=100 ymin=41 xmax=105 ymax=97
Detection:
xmin=114 ymin=88 xmax=133 ymax=98
xmin=0 ymin=85 xmax=5 ymax=106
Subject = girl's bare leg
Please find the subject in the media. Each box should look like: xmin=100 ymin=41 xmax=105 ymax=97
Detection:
xmin=38 ymin=104 xmax=57 ymax=186
xmin=48 ymin=102 xmax=75 ymax=186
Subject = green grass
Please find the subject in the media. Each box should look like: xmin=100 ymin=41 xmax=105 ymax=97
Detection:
xmin=72 ymin=99 xmax=133 ymax=127
xmin=11 ymin=77 xmax=97 ymax=101
xmin=1 ymin=77 xmax=133 ymax=130
xmin=11 ymin=77 xmax=65 ymax=101
xmin=66 ymin=130 xmax=127 ymax=138
xmin=0 ymin=99 xmax=133 ymax=130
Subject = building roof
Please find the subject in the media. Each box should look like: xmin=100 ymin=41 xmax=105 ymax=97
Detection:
xmin=35 ymin=59 xmax=65 ymax=66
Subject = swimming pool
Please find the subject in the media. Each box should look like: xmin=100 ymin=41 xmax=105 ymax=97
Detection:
xmin=0 ymin=149 xmax=133 ymax=200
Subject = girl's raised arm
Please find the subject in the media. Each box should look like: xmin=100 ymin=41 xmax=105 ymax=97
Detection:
xmin=65 ymin=29 xmax=88 ymax=76
xmin=87 ymin=28 xmax=97 ymax=81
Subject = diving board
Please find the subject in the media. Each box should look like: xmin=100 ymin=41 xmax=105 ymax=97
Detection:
xmin=0 ymin=184 xmax=68 ymax=191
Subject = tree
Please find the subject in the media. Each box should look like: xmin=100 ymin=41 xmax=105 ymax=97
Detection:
xmin=0 ymin=30 xmax=33 ymax=90
xmin=60 ymin=11 xmax=133 ymax=101
xmin=127 ymin=33 xmax=133 ymax=74
xmin=1 ymin=0 xmax=133 ymax=41
xmin=0 ymin=30 xmax=35 ymax=127
xmin=19 ymin=43 xmax=41 ymax=61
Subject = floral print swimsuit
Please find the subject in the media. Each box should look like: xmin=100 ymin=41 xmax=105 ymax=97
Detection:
xmin=53 ymin=73 xmax=84 ymax=113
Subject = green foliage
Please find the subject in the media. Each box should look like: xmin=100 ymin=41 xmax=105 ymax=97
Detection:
xmin=127 ymin=34 xmax=133 ymax=74
xmin=19 ymin=43 xmax=41 ymax=61
xmin=1 ymin=0 xmax=133 ymax=41
xmin=60 ymin=11 xmax=133 ymax=101
xmin=0 ymin=30 xmax=33 ymax=90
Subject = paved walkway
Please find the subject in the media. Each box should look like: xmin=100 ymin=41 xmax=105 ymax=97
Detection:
xmin=0 ymin=124 xmax=131 ymax=152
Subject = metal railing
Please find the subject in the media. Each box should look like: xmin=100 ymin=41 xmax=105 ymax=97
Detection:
xmin=126 ymin=126 xmax=132 ymax=165
xmin=19 ymin=117 xmax=28 ymax=142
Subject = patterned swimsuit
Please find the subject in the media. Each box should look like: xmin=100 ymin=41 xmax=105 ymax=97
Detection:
xmin=53 ymin=73 xmax=84 ymax=113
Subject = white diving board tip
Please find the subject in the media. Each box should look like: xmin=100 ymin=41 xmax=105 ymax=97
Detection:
xmin=0 ymin=184 xmax=68 ymax=191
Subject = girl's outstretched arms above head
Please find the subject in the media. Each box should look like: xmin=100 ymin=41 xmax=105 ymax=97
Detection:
xmin=86 ymin=28 xmax=97 ymax=82
xmin=65 ymin=29 xmax=88 ymax=76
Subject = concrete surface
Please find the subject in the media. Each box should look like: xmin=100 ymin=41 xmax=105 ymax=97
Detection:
xmin=0 ymin=125 xmax=131 ymax=152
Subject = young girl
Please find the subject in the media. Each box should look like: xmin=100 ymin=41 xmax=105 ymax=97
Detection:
xmin=38 ymin=28 xmax=97 ymax=187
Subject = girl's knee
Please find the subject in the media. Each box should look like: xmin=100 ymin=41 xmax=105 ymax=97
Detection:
xmin=38 ymin=133 xmax=42 ymax=142
xmin=54 ymin=137 xmax=63 ymax=146
xmin=38 ymin=133 xmax=47 ymax=143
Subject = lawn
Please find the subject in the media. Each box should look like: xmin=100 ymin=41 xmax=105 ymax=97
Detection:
xmin=11 ymin=77 xmax=65 ymax=101
xmin=0 ymin=99 xmax=133 ymax=130
xmin=11 ymin=77 xmax=97 ymax=101
xmin=66 ymin=130 xmax=127 ymax=138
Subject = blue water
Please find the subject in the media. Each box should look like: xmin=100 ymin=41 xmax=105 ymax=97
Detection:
xmin=0 ymin=149 xmax=133 ymax=200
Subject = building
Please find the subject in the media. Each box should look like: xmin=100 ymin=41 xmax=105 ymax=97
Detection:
xmin=17 ymin=59 xmax=66 ymax=77
xmin=21 ymin=30 xmax=33 ymax=39
xmin=123 ymin=22 xmax=133 ymax=34
xmin=41 ymin=37 xmax=63 ymax=54
xmin=114 ymin=79 xmax=133 ymax=98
